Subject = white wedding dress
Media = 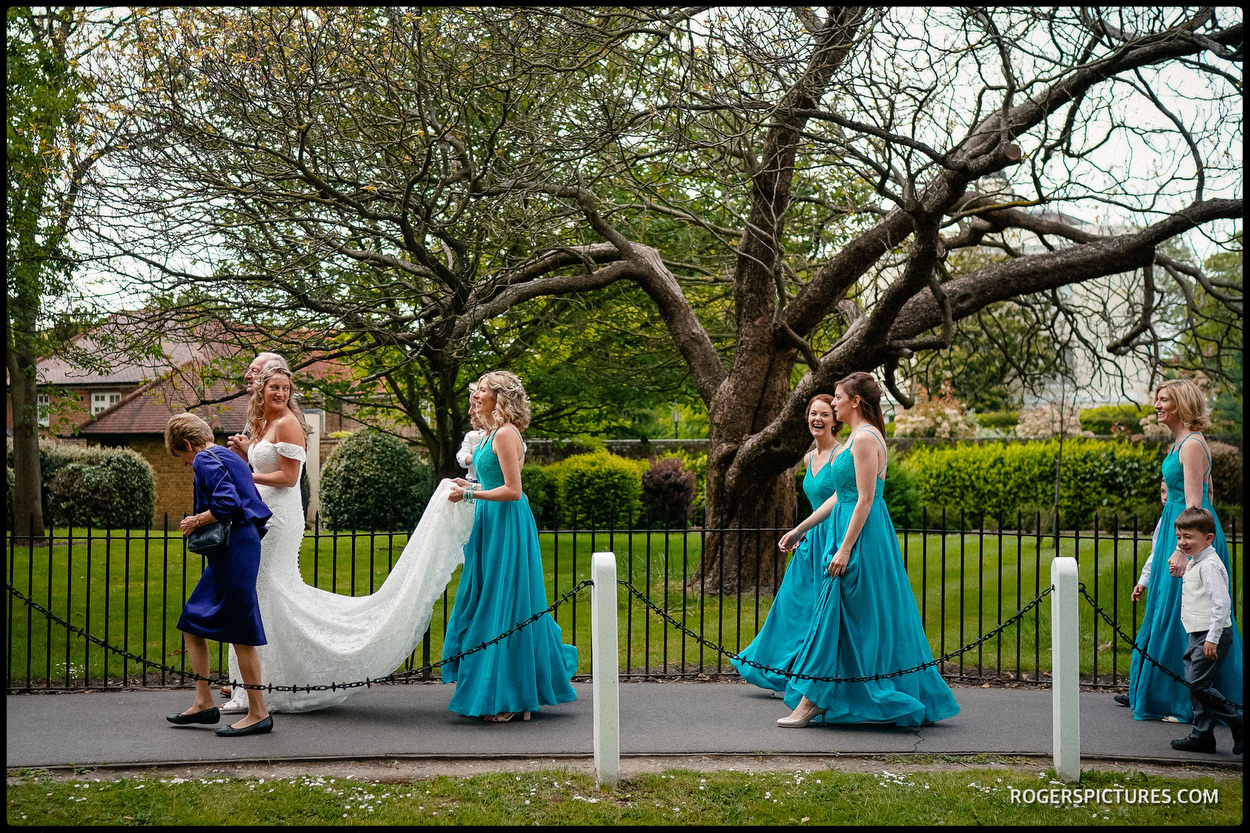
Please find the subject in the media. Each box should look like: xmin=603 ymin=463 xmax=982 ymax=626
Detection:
xmin=222 ymin=439 xmax=474 ymax=713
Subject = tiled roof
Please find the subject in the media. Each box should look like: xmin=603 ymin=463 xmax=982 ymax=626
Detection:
xmin=79 ymin=369 xmax=252 ymax=435
xmin=28 ymin=310 xmax=389 ymax=436
xmin=77 ymin=356 xmax=363 ymax=436
xmin=34 ymin=311 xmax=247 ymax=387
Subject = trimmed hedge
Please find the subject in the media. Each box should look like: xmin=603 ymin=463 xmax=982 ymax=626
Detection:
xmin=547 ymin=450 xmax=646 ymax=528
xmin=973 ymin=411 xmax=1020 ymax=431
xmin=5 ymin=439 xmax=156 ymax=529
xmin=795 ymin=459 xmax=921 ymax=527
xmin=522 ymin=462 xmax=558 ymax=529
xmin=319 ymin=429 xmax=433 ymax=531
xmin=901 ymin=438 xmax=1166 ymax=530
xmin=1209 ymin=441 xmax=1242 ymax=507
xmin=1079 ymin=403 xmax=1153 ymax=436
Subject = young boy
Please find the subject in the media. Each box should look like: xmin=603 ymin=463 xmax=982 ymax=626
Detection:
xmin=1169 ymin=506 xmax=1244 ymax=754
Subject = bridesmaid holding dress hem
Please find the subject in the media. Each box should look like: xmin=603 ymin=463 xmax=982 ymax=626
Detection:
xmin=777 ymin=372 xmax=959 ymax=728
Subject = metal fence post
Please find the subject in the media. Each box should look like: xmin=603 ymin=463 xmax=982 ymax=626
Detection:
xmin=1050 ymin=556 xmax=1080 ymax=781
xmin=591 ymin=551 xmax=620 ymax=787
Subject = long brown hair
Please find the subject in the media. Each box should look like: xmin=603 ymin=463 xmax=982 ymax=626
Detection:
xmin=836 ymin=372 xmax=886 ymax=435
xmin=246 ymin=366 xmax=311 ymax=440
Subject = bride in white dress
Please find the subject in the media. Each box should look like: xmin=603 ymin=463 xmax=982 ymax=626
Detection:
xmin=222 ymin=367 xmax=473 ymax=713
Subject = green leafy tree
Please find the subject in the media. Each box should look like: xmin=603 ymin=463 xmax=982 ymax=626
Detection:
xmin=83 ymin=8 xmax=1241 ymax=593
xmin=5 ymin=8 xmax=133 ymax=538
xmin=1164 ymin=236 xmax=1242 ymax=433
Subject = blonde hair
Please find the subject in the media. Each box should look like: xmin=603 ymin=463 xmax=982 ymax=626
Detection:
xmin=1155 ymin=379 xmax=1209 ymax=430
xmin=246 ymin=365 xmax=311 ymax=439
xmin=165 ymin=413 xmax=214 ymax=456
xmin=477 ymin=370 xmax=531 ymax=431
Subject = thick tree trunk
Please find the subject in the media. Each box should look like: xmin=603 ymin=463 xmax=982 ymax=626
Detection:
xmin=429 ymin=363 xmax=467 ymax=482
xmin=6 ymin=344 xmax=47 ymax=541
xmin=693 ymin=348 xmax=807 ymax=595
xmin=697 ymin=450 xmax=797 ymax=596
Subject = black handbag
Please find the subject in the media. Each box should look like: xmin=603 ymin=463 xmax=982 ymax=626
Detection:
xmin=187 ymin=447 xmax=233 ymax=559
xmin=187 ymin=515 xmax=231 ymax=558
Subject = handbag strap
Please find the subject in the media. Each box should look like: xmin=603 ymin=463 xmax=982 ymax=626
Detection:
xmin=193 ymin=445 xmax=231 ymax=516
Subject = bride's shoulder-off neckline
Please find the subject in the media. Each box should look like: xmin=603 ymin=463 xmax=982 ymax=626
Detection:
xmin=251 ymin=437 xmax=307 ymax=461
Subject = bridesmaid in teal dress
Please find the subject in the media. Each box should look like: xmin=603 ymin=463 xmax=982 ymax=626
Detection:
xmin=1122 ymin=378 xmax=1243 ymax=722
xmin=733 ymin=394 xmax=841 ymax=692
xmin=777 ymin=372 xmax=959 ymax=728
xmin=443 ymin=371 xmax=578 ymax=722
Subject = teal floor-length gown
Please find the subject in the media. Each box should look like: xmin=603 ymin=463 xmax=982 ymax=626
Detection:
xmin=733 ymin=448 xmax=838 ymax=691
xmin=1127 ymin=435 xmax=1243 ymax=722
xmin=783 ymin=429 xmax=959 ymax=726
xmin=440 ymin=426 xmax=578 ymax=717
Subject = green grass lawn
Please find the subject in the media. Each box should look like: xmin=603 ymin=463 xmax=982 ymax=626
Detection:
xmin=5 ymin=524 xmax=1243 ymax=689
xmin=6 ymin=765 xmax=1242 ymax=826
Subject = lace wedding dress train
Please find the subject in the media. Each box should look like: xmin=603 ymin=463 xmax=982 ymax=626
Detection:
xmin=223 ymin=440 xmax=474 ymax=713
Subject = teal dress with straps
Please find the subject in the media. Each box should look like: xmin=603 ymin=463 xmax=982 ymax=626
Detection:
xmin=440 ymin=426 xmax=578 ymax=716
xmin=783 ymin=429 xmax=959 ymax=726
xmin=1127 ymin=434 xmax=1243 ymax=722
xmin=733 ymin=448 xmax=839 ymax=691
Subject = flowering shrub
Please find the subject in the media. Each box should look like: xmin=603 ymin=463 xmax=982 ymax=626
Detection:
xmin=1015 ymin=403 xmax=1088 ymax=439
xmin=892 ymin=382 xmax=979 ymax=439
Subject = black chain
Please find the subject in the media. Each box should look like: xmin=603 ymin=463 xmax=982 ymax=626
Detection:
xmin=22 ymin=576 xmax=1234 ymax=707
xmin=618 ymin=579 xmax=1054 ymax=684
xmin=6 ymin=579 xmax=591 ymax=693
xmin=1078 ymin=582 xmax=1242 ymax=711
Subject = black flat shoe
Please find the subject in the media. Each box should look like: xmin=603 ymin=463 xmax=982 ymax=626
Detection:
xmin=215 ymin=715 xmax=273 ymax=737
xmin=1113 ymin=694 xmax=1130 ymax=707
xmin=166 ymin=706 xmax=220 ymax=725
xmin=1170 ymin=732 xmax=1216 ymax=753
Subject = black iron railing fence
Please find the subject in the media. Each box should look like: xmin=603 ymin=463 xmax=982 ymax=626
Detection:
xmin=5 ymin=509 xmax=1242 ymax=692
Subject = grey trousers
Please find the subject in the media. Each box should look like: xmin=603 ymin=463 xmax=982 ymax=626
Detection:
xmin=1183 ymin=629 xmax=1242 ymax=734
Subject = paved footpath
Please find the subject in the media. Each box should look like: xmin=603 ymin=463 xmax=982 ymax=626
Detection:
xmin=6 ymin=682 xmax=1243 ymax=771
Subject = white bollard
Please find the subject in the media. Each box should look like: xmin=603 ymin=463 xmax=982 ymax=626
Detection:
xmin=590 ymin=551 xmax=620 ymax=787
xmin=1050 ymin=556 xmax=1080 ymax=782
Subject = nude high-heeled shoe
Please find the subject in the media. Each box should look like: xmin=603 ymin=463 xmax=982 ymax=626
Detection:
xmin=482 ymin=711 xmax=531 ymax=724
xmin=777 ymin=703 xmax=826 ymax=728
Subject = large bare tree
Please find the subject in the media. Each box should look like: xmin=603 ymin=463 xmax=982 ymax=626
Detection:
xmin=83 ymin=7 xmax=1241 ymax=590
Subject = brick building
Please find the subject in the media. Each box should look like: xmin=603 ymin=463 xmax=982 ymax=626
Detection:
xmin=75 ymin=361 xmax=363 ymax=527
xmin=8 ymin=313 xmax=373 ymax=528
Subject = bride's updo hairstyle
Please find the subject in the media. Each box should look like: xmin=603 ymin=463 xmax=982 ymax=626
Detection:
xmin=247 ymin=365 xmax=311 ymax=439
xmin=837 ymin=371 xmax=887 ymax=436
xmin=477 ymin=370 xmax=531 ymax=431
